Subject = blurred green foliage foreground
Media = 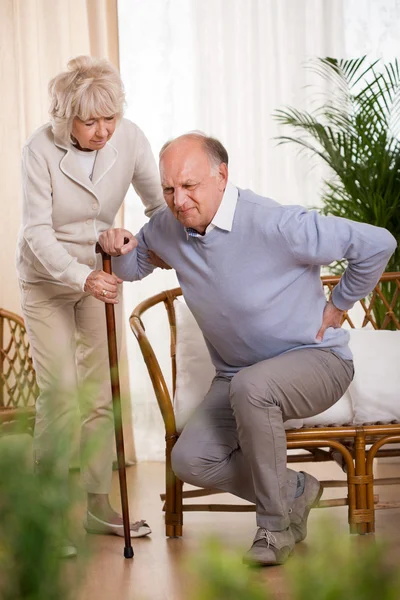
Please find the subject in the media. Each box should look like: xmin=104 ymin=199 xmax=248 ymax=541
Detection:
xmin=188 ymin=524 xmax=400 ymax=600
xmin=1 ymin=433 xmax=399 ymax=600
xmin=0 ymin=435 xmax=81 ymax=600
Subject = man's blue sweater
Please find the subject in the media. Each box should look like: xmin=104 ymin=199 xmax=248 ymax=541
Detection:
xmin=113 ymin=186 xmax=396 ymax=377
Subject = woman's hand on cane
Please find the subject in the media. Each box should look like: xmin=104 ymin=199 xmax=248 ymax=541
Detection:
xmin=90 ymin=228 xmax=137 ymax=304
xmin=84 ymin=270 xmax=122 ymax=304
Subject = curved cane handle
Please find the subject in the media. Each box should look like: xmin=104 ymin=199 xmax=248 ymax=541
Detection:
xmin=95 ymin=242 xmax=108 ymax=259
xmin=96 ymin=237 xmax=129 ymax=276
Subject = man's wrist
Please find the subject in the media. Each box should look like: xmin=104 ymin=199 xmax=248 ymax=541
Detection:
xmin=328 ymin=297 xmax=344 ymax=312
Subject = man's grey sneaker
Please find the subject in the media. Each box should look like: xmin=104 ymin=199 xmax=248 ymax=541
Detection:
xmin=289 ymin=471 xmax=323 ymax=543
xmin=243 ymin=527 xmax=295 ymax=567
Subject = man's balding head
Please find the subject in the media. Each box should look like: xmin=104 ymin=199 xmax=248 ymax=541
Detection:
xmin=160 ymin=132 xmax=229 ymax=170
xmin=159 ymin=133 xmax=229 ymax=234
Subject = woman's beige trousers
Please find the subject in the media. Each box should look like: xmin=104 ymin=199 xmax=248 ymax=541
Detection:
xmin=19 ymin=279 xmax=121 ymax=494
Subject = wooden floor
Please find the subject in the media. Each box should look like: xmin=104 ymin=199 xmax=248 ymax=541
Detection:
xmin=68 ymin=461 xmax=400 ymax=600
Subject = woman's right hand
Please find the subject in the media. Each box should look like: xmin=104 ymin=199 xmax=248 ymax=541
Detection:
xmin=84 ymin=270 xmax=123 ymax=304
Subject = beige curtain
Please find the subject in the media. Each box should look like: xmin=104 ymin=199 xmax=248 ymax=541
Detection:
xmin=0 ymin=0 xmax=135 ymax=462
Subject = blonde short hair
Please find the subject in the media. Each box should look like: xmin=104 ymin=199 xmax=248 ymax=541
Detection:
xmin=48 ymin=55 xmax=125 ymax=144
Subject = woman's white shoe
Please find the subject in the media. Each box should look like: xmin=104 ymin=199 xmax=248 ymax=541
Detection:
xmin=84 ymin=512 xmax=152 ymax=538
xmin=54 ymin=540 xmax=78 ymax=559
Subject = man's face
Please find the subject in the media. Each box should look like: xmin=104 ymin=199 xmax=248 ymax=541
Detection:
xmin=160 ymin=139 xmax=228 ymax=234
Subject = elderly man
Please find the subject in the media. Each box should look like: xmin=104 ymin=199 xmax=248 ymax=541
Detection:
xmin=99 ymin=133 xmax=396 ymax=566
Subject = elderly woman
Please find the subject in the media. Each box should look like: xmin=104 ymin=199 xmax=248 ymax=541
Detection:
xmin=16 ymin=56 xmax=163 ymax=556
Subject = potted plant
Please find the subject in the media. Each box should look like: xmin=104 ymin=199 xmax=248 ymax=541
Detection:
xmin=274 ymin=57 xmax=400 ymax=324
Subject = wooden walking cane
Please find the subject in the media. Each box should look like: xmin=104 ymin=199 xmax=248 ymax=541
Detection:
xmin=96 ymin=242 xmax=134 ymax=559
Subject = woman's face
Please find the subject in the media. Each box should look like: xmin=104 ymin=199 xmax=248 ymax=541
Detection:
xmin=71 ymin=116 xmax=117 ymax=151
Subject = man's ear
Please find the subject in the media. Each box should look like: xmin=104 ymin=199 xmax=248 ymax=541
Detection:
xmin=217 ymin=163 xmax=228 ymax=190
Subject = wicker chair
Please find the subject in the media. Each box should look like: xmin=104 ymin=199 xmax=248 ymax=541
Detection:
xmin=0 ymin=308 xmax=38 ymax=436
xmin=130 ymin=273 xmax=400 ymax=537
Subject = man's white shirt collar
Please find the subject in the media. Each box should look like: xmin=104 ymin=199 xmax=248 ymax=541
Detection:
xmin=205 ymin=181 xmax=238 ymax=234
xmin=184 ymin=181 xmax=238 ymax=239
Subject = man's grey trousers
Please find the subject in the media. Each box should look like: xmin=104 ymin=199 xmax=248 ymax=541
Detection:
xmin=172 ymin=348 xmax=354 ymax=531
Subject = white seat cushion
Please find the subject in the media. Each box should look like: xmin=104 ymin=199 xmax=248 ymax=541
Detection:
xmin=173 ymin=298 xmax=400 ymax=431
xmin=347 ymin=329 xmax=400 ymax=425
xmin=302 ymin=393 xmax=353 ymax=428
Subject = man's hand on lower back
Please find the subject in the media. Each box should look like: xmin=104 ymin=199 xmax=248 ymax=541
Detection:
xmin=316 ymin=300 xmax=344 ymax=342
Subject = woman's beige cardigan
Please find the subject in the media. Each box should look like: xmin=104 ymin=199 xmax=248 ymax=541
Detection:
xmin=16 ymin=118 xmax=164 ymax=291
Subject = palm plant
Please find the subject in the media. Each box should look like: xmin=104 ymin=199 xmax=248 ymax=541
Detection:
xmin=274 ymin=56 xmax=400 ymax=324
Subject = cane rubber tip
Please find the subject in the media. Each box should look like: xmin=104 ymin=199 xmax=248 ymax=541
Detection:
xmin=124 ymin=546 xmax=134 ymax=559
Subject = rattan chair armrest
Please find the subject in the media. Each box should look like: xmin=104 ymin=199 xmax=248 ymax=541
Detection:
xmin=0 ymin=406 xmax=35 ymax=423
xmin=0 ymin=308 xmax=26 ymax=327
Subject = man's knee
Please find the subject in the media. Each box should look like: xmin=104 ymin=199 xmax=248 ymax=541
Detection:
xmin=171 ymin=437 xmax=221 ymax=488
xmin=230 ymin=366 xmax=278 ymax=411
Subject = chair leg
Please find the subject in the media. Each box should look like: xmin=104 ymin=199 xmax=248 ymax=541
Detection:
xmin=165 ymin=436 xmax=175 ymax=537
xmin=174 ymin=477 xmax=183 ymax=537
xmin=165 ymin=435 xmax=183 ymax=537
xmin=365 ymin=448 xmax=376 ymax=534
xmin=347 ymin=467 xmax=358 ymax=534
xmin=352 ymin=430 xmax=376 ymax=534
